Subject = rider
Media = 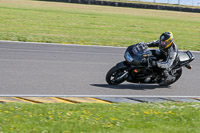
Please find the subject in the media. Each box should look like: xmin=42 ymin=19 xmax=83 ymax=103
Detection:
xmin=144 ymin=31 xmax=179 ymax=86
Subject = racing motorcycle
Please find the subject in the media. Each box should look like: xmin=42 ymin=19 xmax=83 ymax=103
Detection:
xmin=106 ymin=42 xmax=195 ymax=86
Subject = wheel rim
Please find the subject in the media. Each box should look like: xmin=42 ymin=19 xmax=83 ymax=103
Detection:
xmin=110 ymin=70 xmax=125 ymax=84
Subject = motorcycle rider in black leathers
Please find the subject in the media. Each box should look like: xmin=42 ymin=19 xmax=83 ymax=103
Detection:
xmin=144 ymin=32 xmax=179 ymax=86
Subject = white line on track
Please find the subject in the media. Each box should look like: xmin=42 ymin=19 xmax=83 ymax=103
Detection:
xmin=1 ymin=40 xmax=199 ymax=53
xmin=0 ymin=95 xmax=200 ymax=98
xmin=0 ymin=40 xmax=125 ymax=49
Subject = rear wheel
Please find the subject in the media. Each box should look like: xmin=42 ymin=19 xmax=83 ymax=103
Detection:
xmin=164 ymin=68 xmax=182 ymax=86
xmin=106 ymin=66 xmax=127 ymax=85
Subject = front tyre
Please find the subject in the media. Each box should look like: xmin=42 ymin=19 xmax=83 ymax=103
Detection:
xmin=106 ymin=66 xmax=127 ymax=85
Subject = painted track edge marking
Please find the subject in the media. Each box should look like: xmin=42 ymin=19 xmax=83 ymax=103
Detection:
xmin=0 ymin=97 xmax=199 ymax=103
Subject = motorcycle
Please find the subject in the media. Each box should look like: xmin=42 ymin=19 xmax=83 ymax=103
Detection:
xmin=106 ymin=42 xmax=195 ymax=86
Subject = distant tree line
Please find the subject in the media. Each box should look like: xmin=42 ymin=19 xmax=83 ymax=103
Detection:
xmin=40 ymin=0 xmax=200 ymax=13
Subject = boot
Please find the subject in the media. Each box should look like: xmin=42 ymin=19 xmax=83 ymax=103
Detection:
xmin=158 ymin=78 xmax=168 ymax=86
xmin=158 ymin=70 xmax=169 ymax=86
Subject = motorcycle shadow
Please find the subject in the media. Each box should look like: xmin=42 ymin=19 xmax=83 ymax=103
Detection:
xmin=91 ymin=83 xmax=170 ymax=90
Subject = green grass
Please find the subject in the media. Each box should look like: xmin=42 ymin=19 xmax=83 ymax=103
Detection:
xmin=0 ymin=102 xmax=200 ymax=132
xmin=0 ymin=0 xmax=200 ymax=50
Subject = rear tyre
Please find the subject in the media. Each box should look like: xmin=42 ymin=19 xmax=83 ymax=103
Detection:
xmin=106 ymin=66 xmax=127 ymax=85
xmin=163 ymin=68 xmax=182 ymax=86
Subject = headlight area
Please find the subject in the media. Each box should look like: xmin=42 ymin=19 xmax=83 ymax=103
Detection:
xmin=124 ymin=52 xmax=133 ymax=63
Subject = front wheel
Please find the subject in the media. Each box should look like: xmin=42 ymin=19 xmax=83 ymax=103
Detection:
xmin=106 ymin=66 xmax=128 ymax=85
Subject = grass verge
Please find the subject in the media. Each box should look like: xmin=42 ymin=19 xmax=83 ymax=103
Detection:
xmin=0 ymin=0 xmax=200 ymax=50
xmin=0 ymin=102 xmax=200 ymax=132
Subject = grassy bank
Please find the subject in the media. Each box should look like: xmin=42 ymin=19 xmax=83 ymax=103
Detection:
xmin=0 ymin=102 xmax=200 ymax=132
xmin=0 ymin=0 xmax=199 ymax=50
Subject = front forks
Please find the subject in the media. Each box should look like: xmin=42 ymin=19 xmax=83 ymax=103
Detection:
xmin=116 ymin=71 xmax=129 ymax=81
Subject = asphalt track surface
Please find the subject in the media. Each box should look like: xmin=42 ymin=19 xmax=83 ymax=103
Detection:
xmin=0 ymin=41 xmax=200 ymax=96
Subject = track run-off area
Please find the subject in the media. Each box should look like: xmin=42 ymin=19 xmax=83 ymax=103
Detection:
xmin=0 ymin=41 xmax=200 ymax=96
xmin=0 ymin=97 xmax=200 ymax=104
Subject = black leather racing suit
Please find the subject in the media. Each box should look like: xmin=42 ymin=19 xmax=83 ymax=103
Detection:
xmin=145 ymin=40 xmax=179 ymax=71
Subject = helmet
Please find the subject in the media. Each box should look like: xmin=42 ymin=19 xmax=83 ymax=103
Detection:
xmin=159 ymin=32 xmax=173 ymax=49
